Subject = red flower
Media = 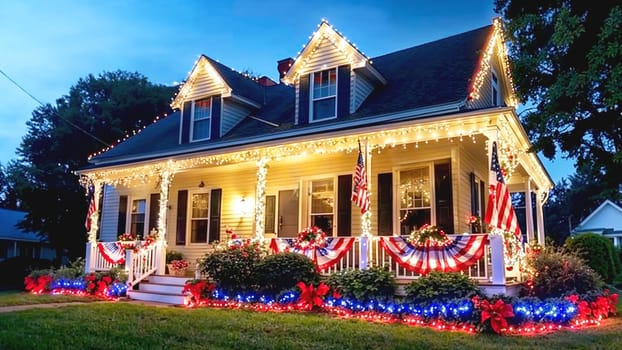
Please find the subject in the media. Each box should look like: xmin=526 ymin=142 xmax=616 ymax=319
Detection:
xmin=296 ymin=282 xmax=330 ymax=311
xmin=479 ymin=299 xmax=515 ymax=334
xmin=565 ymin=294 xmax=579 ymax=304
xmin=88 ymin=282 xmax=96 ymax=290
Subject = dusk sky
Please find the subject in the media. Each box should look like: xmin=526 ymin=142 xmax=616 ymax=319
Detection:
xmin=0 ymin=0 xmax=573 ymax=183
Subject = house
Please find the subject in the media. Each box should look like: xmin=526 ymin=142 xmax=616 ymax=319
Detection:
xmin=572 ymin=199 xmax=622 ymax=248
xmin=0 ymin=208 xmax=55 ymax=262
xmin=78 ymin=19 xmax=553 ymax=302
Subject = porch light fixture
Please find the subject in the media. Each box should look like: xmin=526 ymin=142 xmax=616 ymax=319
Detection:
xmin=198 ymin=180 xmax=205 ymax=188
xmin=238 ymin=196 xmax=249 ymax=217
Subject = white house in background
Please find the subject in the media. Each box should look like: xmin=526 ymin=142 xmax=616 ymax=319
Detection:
xmin=572 ymin=199 xmax=622 ymax=248
xmin=0 ymin=208 xmax=56 ymax=262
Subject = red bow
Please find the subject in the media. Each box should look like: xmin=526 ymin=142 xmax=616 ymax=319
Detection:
xmin=480 ymin=299 xmax=514 ymax=334
xmin=296 ymin=282 xmax=329 ymax=311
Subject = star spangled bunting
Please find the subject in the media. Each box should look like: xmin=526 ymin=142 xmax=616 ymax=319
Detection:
xmin=97 ymin=242 xmax=125 ymax=264
xmin=269 ymin=237 xmax=356 ymax=271
xmin=378 ymin=235 xmax=488 ymax=275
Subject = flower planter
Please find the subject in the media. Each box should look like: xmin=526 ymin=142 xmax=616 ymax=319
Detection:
xmin=167 ymin=264 xmax=187 ymax=277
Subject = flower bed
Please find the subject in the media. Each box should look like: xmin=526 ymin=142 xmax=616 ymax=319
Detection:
xmin=25 ymin=272 xmax=127 ymax=300
xmin=181 ymin=279 xmax=618 ymax=335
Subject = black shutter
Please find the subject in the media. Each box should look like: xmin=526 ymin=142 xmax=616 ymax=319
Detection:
xmin=434 ymin=163 xmax=454 ymax=234
xmin=337 ymin=175 xmax=352 ymax=237
xmin=377 ymin=173 xmax=393 ymax=236
xmin=211 ymin=95 xmax=222 ymax=139
xmin=298 ymin=74 xmax=310 ymax=124
xmin=180 ymin=101 xmax=191 ymax=144
xmin=117 ymin=195 xmax=128 ymax=235
xmin=337 ymin=65 xmax=351 ymax=118
xmin=148 ymin=193 xmax=160 ymax=233
xmin=176 ymin=190 xmax=188 ymax=245
xmin=209 ymin=189 xmax=222 ymax=243
xmin=470 ymin=172 xmax=477 ymax=215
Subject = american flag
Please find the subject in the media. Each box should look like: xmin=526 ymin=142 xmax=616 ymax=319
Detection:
xmin=351 ymin=142 xmax=370 ymax=214
xmin=484 ymin=141 xmax=521 ymax=239
xmin=85 ymin=182 xmax=96 ymax=232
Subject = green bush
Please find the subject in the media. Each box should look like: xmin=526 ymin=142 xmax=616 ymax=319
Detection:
xmin=565 ymin=233 xmax=619 ymax=283
xmin=526 ymin=246 xmax=603 ymax=298
xmin=54 ymin=258 xmax=85 ymax=280
xmin=325 ymin=266 xmax=396 ymax=301
xmin=404 ymin=271 xmax=481 ymax=303
xmin=197 ymin=243 xmax=263 ymax=293
xmin=255 ymin=252 xmax=320 ymax=294
xmin=166 ymin=250 xmax=183 ymax=264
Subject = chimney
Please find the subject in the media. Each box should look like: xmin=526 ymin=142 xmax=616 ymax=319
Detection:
xmin=257 ymin=76 xmax=277 ymax=87
xmin=277 ymin=57 xmax=294 ymax=80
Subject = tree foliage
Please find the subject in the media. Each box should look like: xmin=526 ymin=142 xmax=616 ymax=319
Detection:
xmin=495 ymin=1 xmax=622 ymax=193
xmin=8 ymin=70 xmax=176 ymax=260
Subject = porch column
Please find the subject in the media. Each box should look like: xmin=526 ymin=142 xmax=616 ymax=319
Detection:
xmin=254 ymin=157 xmax=269 ymax=242
xmin=536 ymin=190 xmax=546 ymax=246
xmin=156 ymin=161 xmax=176 ymax=275
xmin=489 ymin=234 xmax=506 ymax=284
xmin=86 ymin=179 xmax=103 ymax=244
xmin=525 ymin=178 xmax=535 ymax=243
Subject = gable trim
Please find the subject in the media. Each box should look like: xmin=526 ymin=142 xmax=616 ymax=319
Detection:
xmin=171 ymin=55 xmax=232 ymax=110
xmin=575 ymin=200 xmax=622 ymax=231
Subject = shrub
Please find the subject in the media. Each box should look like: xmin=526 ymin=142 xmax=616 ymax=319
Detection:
xmin=255 ymin=252 xmax=320 ymax=294
xmin=54 ymin=258 xmax=85 ymax=280
xmin=166 ymin=250 xmax=183 ymax=264
xmin=325 ymin=266 xmax=396 ymax=302
xmin=525 ymin=246 xmax=603 ymax=298
xmin=197 ymin=242 xmax=263 ymax=293
xmin=565 ymin=233 xmax=619 ymax=283
xmin=404 ymin=271 xmax=481 ymax=303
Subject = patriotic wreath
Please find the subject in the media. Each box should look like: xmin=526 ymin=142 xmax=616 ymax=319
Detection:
xmin=294 ymin=226 xmax=326 ymax=250
xmin=406 ymin=224 xmax=449 ymax=247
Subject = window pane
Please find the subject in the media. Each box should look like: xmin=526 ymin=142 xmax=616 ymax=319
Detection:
xmin=194 ymin=98 xmax=211 ymax=120
xmin=191 ymin=219 xmax=208 ymax=243
xmin=313 ymin=97 xmax=336 ymax=120
xmin=312 ymin=69 xmax=336 ymax=99
xmin=399 ymin=168 xmax=430 ymax=209
xmin=399 ymin=209 xmax=431 ymax=235
xmin=191 ymin=193 xmax=209 ymax=218
xmin=311 ymin=179 xmax=334 ymax=213
xmin=130 ymin=199 xmax=146 ymax=236
xmin=193 ymin=119 xmax=211 ymax=140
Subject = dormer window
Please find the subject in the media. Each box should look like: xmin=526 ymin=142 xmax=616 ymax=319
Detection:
xmin=192 ymin=98 xmax=212 ymax=141
xmin=491 ymin=70 xmax=500 ymax=106
xmin=311 ymin=68 xmax=337 ymax=121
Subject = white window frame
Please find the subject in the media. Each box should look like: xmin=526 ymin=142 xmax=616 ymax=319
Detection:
xmin=309 ymin=68 xmax=338 ymax=122
xmin=394 ymin=163 xmax=436 ymax=235
xmin=187 ymin=189 xmax=211 ymax=244
xmin=191 ymin=97 xmax=212 ymax=142
xmin=306 ymin=176 xmax=336 ymax=236
xmin=128 ymin=197 xmax=147 ymax=238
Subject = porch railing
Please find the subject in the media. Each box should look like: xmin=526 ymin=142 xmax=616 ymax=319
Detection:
xmin=85 ymin=242 xmax=117 ymax=272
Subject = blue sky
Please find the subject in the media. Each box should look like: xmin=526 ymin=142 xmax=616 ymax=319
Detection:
xmin=0 ymin=0 xmax=573 ymax=183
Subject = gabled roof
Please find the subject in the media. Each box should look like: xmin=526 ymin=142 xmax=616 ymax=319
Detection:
xmin=0 ymin=208 xmax=42 ymax=242
xmin=574 ymin=200 xmax=622 ymax=232
xmin=87 ymin=23 xmax=496 ymax=167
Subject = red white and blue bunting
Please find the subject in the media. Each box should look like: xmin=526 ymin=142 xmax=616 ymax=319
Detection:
xmin=96 ymin=242 xmax=126 ymax=264
xmin=269 ymin=237 xmax=356 ymax=271
xmin=379 ymin=235 xmax=488 ymax=275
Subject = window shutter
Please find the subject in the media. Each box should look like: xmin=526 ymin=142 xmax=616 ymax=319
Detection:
xmin=209 ymin=188 xmax=222 ymax=243
xmin=337 ymin=65 xmax=351 ymax=118
xmin=117 ymin=195 xmax=128 ymax=235
xmin=469 ymin=172 xmax=477 ymax=215
xmin=148 ymin=193 xmax=160 ymax=233
xmin=176 ymin=190 xmax=188 ymax=245
xmin=180 ymin=101 xmax=191 ymax=144
xmin=211 ymin=95 xmax=222 ymax=139
xmin=434 ymin=163 xmax=454 ymax=234
xmin=298 ymin=74 xmax=310 ymax=124
xmin=377 ymin=173 xmax=393 ymax=236
xmin=337 ymin=175 xmax=352 ymax=237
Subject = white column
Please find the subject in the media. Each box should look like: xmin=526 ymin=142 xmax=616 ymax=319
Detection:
xmin=525 ymin=179 xmax=534 ymax=242
xmin=536 ymin=191 xmax=546 ymax=246
xmin=489 ymin=234 xmax=506 ymax=284
xmin=86 ymin=180 xmax=102 ymax=244
xmin=255 ymin=157 xmax=269 ymax=242
xmin=156 ymin=164 xmax=175 ymax=275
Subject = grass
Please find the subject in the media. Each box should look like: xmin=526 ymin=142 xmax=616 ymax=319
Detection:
xmin=0 ymin=292 xmax=621 ymax=350
xmin=0 ymin=290 xmax=102 ymax=307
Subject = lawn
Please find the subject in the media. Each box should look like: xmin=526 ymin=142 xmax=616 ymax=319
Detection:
xmin=0 ymin=290 xmax=102 ymax=306
xmin=0 ymin=292 xmax=621 ymax=350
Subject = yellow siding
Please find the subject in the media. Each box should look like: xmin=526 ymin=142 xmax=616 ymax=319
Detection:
xmin=302 ymin=38 xmax=351 ymax=74
xmin=185 ymin=70 xmax=225 ymax=102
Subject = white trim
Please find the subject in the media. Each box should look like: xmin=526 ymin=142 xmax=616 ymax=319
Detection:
xmin=310 ymin=68 xmax=338 ymax=122
xmin=186 ymin=188 xmax=212 ymax=245
xmin=127 ymin=197 xmax=147 ymax=237
xmin=393 ymin=162 xmax=436 ymax=234
xmin=190 ymin=97 xmax=212 ymax=142
xmin=306 ymin=176 xmax=337 ymax=236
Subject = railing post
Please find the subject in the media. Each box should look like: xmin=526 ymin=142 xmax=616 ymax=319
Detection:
xmin=125 ymin=249 xmax=134 ymax=285
xmin=84 ymin=242 xmax=93 ymax=274
xmin=489 ymin=235 xmax=506 ymax=284
xmin=155 ymin=242 xmax=166 ymax=275
xmin=359 ymin=235 xmax=369 ymax=270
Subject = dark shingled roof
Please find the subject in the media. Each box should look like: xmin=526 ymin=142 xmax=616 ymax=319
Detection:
xmin=0 ymin=208 xmax=42 ymax=242
xmin=89 ymin=24 xmax=492 ymax=165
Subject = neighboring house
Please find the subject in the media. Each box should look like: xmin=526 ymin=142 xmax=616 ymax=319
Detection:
xmin=0 ymin=208 xmax=55 ymax=262
xmin=572 ymin=200 xmax=622 ymax=248
xmin=79 ymin=19 xmax=553 ymax=300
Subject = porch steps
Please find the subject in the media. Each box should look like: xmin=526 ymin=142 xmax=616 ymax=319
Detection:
xmin=127 ymin=275 xmax=189 ymax=305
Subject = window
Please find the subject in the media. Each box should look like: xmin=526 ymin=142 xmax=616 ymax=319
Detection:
xmin=190 ymin=192 xmax=210 ymax=243
xmin=130 ymin=199 xmax=146 ymax=237
xmin=399 ymin=167 xmax=432 ymax=235
xmin=491 ymin=70 xmax=499 ymax=106
xmin=311 ymin=68 xmax=337 ymax=121
xmin=192 ymin=98 xmax=211 ymax=141
xmin=310 ymin=179 xmax=334 ymax=235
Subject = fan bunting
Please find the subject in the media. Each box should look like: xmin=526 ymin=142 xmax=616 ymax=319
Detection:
xmin=270 ymin=237 xmax=355 ymax=271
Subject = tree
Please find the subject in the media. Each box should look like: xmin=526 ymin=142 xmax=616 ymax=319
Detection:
xmin=14 ymin=70 xmax=176 ymax=261
xmin=495 ymin=1 xmax=622 ymax=194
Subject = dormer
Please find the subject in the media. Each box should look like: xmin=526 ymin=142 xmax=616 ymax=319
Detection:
xmin=467 ymin=18 xmax=518 ymax=109
xmin=171 ymin=55 xmax=263 ymax=144
xmin=281 ymin=20 xmax=386 ymax=125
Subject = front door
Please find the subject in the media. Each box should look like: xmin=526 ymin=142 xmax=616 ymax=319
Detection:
xmin=277 ymin=190 xmax=299 ymax=237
